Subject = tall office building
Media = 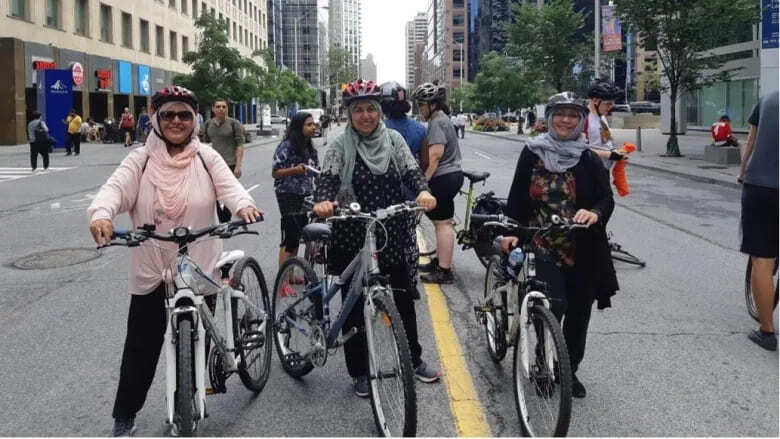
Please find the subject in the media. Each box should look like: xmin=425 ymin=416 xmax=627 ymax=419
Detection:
xmin=282 ymin=0 xmax=324 ymax=89
xmin=267 ymin=0 xmax=284 ymax=67
xmin=360 ymin=54 xmax=377 ymax=82
xmin=406 ymin=12 xmax=427 ymax=89
xmin=421 ymin=0 xmax=469 ymax=92
xmin=0 ymin=0 xmax=268 ymax=145
xmin=471 ymin=0 xmax=511 ymax=80
xmin=329 ymin=0 xmax=362 ymax=69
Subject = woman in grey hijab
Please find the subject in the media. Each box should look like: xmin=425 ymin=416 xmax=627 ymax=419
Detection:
xmin=312 ymin=80 xmax=441 ymax=397
xmin=502 ymin=92 xmax=619 ymax=400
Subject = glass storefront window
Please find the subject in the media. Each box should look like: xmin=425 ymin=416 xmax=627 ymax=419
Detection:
xmin=699 ymin=82 xmax=727 ymax=128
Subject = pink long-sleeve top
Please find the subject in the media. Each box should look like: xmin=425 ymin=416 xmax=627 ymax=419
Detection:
xmin=87 ymin=145 xmax=256 ymax=295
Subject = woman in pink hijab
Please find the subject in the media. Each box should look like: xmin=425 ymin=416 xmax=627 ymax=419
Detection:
xmin=87 ymin=86 xmax=262 ymax=436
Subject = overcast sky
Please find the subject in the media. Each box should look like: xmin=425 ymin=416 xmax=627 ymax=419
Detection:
xmin=361 ymin=0 xmax=426 ymax=86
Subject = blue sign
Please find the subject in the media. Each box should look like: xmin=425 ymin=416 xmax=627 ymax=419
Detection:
xmin=138 ymin=65 xmax=151 ymax=96
xmin=37 ymin=69 xmax=73 ymax=148
xmin=763 ymin=0 xmax=779 ymax=49
xmin=118 ymin=61 xmax=132 ymax=94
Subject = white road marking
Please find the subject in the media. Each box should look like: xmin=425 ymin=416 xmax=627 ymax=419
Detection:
xmin=473 ymin=150 xmax=493 ymax=160
xmin=50 ymin=202 xmax=61 ymax=209
xmin=0 ymin=167 xmax=72 ymax=183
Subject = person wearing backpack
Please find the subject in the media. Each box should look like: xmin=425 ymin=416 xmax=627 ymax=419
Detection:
xmin=200 ymin=98 xmax=246 ymax=222
xmin=27 ymin=111 xmax=51 ymax=171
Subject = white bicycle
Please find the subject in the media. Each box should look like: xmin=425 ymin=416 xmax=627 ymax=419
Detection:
xmin=108 ymin=220 xmax=272 ymax=436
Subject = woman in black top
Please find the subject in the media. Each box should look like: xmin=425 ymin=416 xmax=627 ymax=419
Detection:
xmin=312 ymin=79 xmax=441 ymax=396
xmin=501 ymin=92 xmax=619 ymax=399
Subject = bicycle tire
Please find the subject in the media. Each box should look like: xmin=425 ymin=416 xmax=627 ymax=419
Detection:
xmin=483 ymin=256 xmax=508 ymax=362
xmin=175 ymin=317 xmax=196 ymax=437
xmin=745 ymin=258 xmax=779 ymax=322
xmin=364 ymin=289 xmax=417 ymax=437
xmin=473 ymin=244 xmax=493 ymax=268
xmin=610 ymin=247 xmax=646 ymax=267
xmin=513 ymin=304 xmax=571 ymax=437
xmin=271 ymin=257 xmax=318 ymax=378
xmin=231 ymin=257 xmax=273 ymax=393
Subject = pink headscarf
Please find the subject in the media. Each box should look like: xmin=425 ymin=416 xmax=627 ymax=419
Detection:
xmin=144 ymin=102 xmax=201 ymax=220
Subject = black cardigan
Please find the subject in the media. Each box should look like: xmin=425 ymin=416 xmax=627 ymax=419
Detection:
xmin=506 ymin=147 xmax=619 ymax=309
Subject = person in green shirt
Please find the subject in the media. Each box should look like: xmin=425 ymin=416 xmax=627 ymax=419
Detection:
xmin=200 ymin=98 xmax=245 ymax=222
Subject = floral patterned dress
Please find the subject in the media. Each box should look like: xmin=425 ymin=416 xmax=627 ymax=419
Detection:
xmin=528 ymin=159 xmax=578 ymax=267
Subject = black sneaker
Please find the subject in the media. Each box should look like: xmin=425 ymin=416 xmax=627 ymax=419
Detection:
xmin=354 ymin=375 xmax=370 ymax=398
xmin=420 ymin=267 xmax=454 ymax=284
xmin=414 ymin=361 xmax=441 ymax=383
xmin=572 ymin=374 xmax=586 ymax=398
xmin=112 ymin=416 xmax=136 ymax=437
xmin=418 ymin=257 xmax=438 ymax=273
xmin=748 ymin=329 xmax=778 ymax=351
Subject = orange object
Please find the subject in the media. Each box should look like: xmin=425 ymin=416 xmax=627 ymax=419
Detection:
xmin=612 ymin=143 xmax=636 ymax=196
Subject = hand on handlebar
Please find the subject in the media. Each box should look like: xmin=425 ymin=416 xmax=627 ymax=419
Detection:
xmin=89 ymin=219 xmax=114 ymax=248
xmin=313 ymin=200 xmax=338 ymax=219
xmin=416 ymin=190 xmax=437 ymax=211
xmin=572 ymin=209 xmax=598 ymax=226
xmin=500 ymin=236 xmax=518 ymax=254
xmin=237 ymin=206 xmax=263 ymax=223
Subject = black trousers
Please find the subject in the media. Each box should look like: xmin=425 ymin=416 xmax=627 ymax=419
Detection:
xmin=341 ymin=265 xmax=423 ymax=378
xmin=29 ymin=143 xmax=49 ymax=170
xmin=67 ymin=133 xmax=81 ymax=154
xmin=112 ymin=284 xmax=167 ymax=419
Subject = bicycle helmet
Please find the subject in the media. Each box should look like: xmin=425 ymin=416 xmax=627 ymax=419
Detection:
xmin=544 ymin=91 xmax=588 ymax=119
xmin=587 ymin=80 xmax=621 ymax=100
xmin=412 ymin=81 xmax=447 ymax=102
xmin=342 ymin=79 xmax=380 ymax=105
xmin=379 ymin=81 xmax=408 ymax=104
xmin=151 ymin=85 xmax=199 ymax=112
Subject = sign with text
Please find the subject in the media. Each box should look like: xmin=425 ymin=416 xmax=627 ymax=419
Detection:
xmin=37 ymin=70 xmax=72 ymax=148
xmin=762 ymin=0 xmax=779 ymax=49
xmin=117 ymin=61 xmax=132 ymax=94
xmin=95 ymin=69 xmax=112 ymax=91
xmin=601 ymin=5 xmax=622 ymax=52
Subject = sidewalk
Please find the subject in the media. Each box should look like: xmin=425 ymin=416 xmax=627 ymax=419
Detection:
xmin=467 ymin=126 xmax=744 ymax=189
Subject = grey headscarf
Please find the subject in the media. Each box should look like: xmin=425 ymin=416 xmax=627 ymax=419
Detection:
xmin=525 ymin=112 xmax=589 ymax=173
xmin=321 ymin=99 xmax=419 ymax=203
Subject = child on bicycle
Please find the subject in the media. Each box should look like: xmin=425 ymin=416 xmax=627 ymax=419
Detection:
xmin=272 ymin=111 xmax=319 ymax=267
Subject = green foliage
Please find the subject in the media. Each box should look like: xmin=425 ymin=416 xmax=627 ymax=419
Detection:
xmin=506 ymin=0 xmax=587 ymax=93
xmin=472 ymin=52 xmax=543 ymax=112
xmin=328 ymin=47 xmax=359 ymax=106
xmin=450 ymin=83 xmax=477 ymax=113
xmin=615 ymin=0 xmax=759 ymax=154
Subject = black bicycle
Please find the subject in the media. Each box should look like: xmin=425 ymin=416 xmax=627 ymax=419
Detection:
xmin=272 ymin=201 xmax=420 ymax=437
xmin=608 ymin=232 xmax=646 ymax=267
xmin=745 ymin=257 xmax=779 ymax=322
xmin=454 ymin=170 xmax=507 ymax=267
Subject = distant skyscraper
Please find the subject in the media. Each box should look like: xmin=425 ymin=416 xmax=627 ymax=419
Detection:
xmin=360 ymin=54 xmax=377 ymax=82
xmin=282 ymin=0 xmax=325 ymax=89
xmin=406 ymin=12 xmax=427 ymax=89
xmin=267 ymin=0 xmax=285 ymax=68
xmin=329 ymin=0 xmax=362 ymax=69
xmin=421 ymin=0 xmax=469 ymax=92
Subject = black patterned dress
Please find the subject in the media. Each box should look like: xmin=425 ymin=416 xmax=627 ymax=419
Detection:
xmin=528 ymin=159 xmax=578 ymax=267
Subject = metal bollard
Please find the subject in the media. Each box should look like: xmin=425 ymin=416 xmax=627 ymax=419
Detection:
xmin=636 ymin=126 xmax=642 ymax=152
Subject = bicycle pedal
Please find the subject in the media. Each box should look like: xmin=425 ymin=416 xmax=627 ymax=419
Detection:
xmin=473 ymin=304 xmax=494 ymax=313
xmin=334 ymin=326 xmax=360 ymax=347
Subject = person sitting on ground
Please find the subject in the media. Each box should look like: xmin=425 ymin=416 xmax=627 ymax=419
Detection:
xmin=711 ymin=114 xmax=740 ymax=147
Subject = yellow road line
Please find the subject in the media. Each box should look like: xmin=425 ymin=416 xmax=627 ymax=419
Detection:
xmin=423 ymin=279 xmax=491 ymax=437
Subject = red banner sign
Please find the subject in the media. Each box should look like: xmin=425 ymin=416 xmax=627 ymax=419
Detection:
xmin=95 ymin=69 xmax=112 ymax=90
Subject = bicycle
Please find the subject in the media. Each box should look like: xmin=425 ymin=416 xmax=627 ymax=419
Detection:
xmin=272 ymin=201 xmax=420 ymax=437
xmin=472 ymin=214 xmax=587 ymax=437
xmin=450 ymin=170 xmax=506 ymax=267
xmin=607 ymin=232 xmax=646 ymax=267
xmin=745 ymin=257 xmax=779 ymax=322
xmin=108 ymin=220 xmax=272 ymax=436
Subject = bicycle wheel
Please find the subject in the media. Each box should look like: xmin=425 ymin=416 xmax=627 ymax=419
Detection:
xmin=745 ymin=258 xmax=779 ymax=322
xmin=231 ymin=257 xmax=273 ymax=393
xmin=174 ymin=317 xmax=197 ymax=437
xmin=364 ymin=288 xmax=417 ymax=437
xmin=272 ymin=257 xmax=318 ymax=378
xmin=610 ymin=245 xmax=646 ymax=267
xmin=483 ymin=256 xmax=507 ymax=362
xmin=513 ymin=304 xmax=571 ymax=437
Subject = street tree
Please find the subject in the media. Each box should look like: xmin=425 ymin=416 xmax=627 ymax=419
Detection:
xmin=328 ymin=46 xmax=359 ymax=106
xmin=472 ymin=52 xmax=543 ymax=114
xmin=505 ymin=0 xmax=586 ymax=93
xmin=450 ymin=83 xmax=477 ymax=113
xmin=615 ymin=0 xmax=759 ymax=156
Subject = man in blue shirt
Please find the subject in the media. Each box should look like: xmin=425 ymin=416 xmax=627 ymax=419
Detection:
xmin=380 ymin=81 xmax=427 ymax=161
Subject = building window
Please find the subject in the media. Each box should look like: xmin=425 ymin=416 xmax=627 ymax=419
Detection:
xmin=192 ymin=0 xmax=197 ymax=17
xmin=140 ymin=19 xmax=150 ymax=52
xmin=169 ymin=0 xmax=176 ymax=9
xmin=453 ymin=32 xmax=464 ymax=43
xmin=121 ymin=12 xmax=132 ymax=48
xmin=45 ymin=0 xmax=60 ymax=28
xmin=226 ymin=17 xmax=230 ymax=36
xmin=233 ymin=23 xmax=237 ymax=41
xmin=453 ymin=0 xmax=464 ymax=8
xmin=453 ymin=14 xmax=464 ymax=26
xmin=10 ymin=0 xmax=26 ymax=19
xmin=156 ymin=25 xmax=164 ymax=56
xmin=170 ymin=31 xmax=178 ymax=60
xmin=74 ymin=0 xmax=88 ymax=36
xmin=181 ymin=0 xmax=187 ymax=14
xmin=100 ymin=4 xmax=113 ymax=43
xmin=182 ymin=35 xmax=189 ymax=55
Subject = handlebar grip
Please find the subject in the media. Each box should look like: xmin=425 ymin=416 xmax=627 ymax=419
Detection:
xmin=112 ymin=229 xmax=131 ymax=238
xmin=470 ymin=214 xmax=503 ymax=224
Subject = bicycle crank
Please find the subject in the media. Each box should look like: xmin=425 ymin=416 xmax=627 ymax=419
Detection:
xmin=208 ymin=345 xmax=228 ymax=395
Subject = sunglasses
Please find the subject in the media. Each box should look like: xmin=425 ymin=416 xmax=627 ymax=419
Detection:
xmin=159 ymin=110 xmax=194 ymax=122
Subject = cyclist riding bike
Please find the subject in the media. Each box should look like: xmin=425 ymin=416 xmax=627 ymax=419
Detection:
xmin=501 ymin=91 xmax=619 ymax=399
xmin=312 ymin=79 xmax=441 ymax=396
xmin=87 ymin=85 xmax=262 ymax=437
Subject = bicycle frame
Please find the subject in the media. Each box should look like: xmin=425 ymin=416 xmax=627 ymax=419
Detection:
xmin=456 ymin=180 xmax=479 ymax=233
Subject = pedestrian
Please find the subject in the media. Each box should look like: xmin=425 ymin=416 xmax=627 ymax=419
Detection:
xmin=86 ymin=86 xmax=261 ymax=437
xmin=585 ymin=80 xmax=625 ymax=169
xmin=87 ymin=118 xmax=100 ymax=142
xmin=200 ymin=98 xmax=246 ymax=222
xmin=517 ymin=112 xmax=524 ymax=135
xmin=27 ymin=111 xmax=51 ymax=171
xmin=120 ymin=107 xmax=135 ymax=147
xmin=136 ymin=107 xmax=150 ymax=144
xmin=737 ymin=90 xmax=779 ymax=351
xmin=319 ymin=113 xmax=330 ymax=146
xmin=313 ymin=79 xmax=441 ymax=397
xmin=526 ymin=109 xmax=537 ymax=131
xmin=412 ymin=81 xmax=464 ymax=284
xmin=502 ymin=91 xmax=619 ymax=399
xmin=80 ymin=118 xmax=89 ymax=142
xmin=272 ymin=111 xmax=318 ymax=267
xmin=63 ymin=109 xmax=82 ymax=155
xmin=455 ymin=112 xmax=467 ymax=139
xmin=710 ymin=114 xmax=740 ymax=147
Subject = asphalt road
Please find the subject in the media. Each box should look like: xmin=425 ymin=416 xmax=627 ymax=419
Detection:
xmin=0 ymin=125 xmax=776 ymax=436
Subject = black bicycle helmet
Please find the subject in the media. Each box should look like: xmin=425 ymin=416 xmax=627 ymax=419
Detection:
xmin=342 ymin=79 xmax=381 ymax=105
xmin=412 ymin=81 xmax=447 ymax=102
xmin=379 ymin=81 xmax=408 ymax=104
xmin=544 ymin=91 xmax=588 ymax=119
xmin=151 ymin=85 xmax=199 ymax=112
xmin=587 ymin=80 xmax=620 ymax=100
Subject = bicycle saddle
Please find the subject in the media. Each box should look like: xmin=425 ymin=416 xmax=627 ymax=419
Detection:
xmin=302 ymin=223 xmax=331 ymax=242
xmin=463 ymin=170 xmax=490 ymax=183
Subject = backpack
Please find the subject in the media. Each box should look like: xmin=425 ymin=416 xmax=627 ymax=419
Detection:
xmin=33 ymin=120 xmax=49 ymax=144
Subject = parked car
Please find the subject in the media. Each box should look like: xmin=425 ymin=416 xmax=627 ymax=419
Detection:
xmin=611 ymin=104 xmax=631 ymax=114
xmin=501 ymin=113 xmax=519 ymax=123
xmin=270 ymin=114 xmax=288 ymax=124
xmin=629 ymin=101 xmax=661 ymax=115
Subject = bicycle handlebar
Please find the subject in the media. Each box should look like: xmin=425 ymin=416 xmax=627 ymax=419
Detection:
xmin=326 ymin=201 xmax=424 ymax=223
xmin=109 ymin=217 xmax=263 ymax=248
xmin=474 ymin=214 xmax=590 ymax=234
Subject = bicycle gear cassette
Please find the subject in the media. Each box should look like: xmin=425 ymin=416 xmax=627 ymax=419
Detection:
xmin=309 ymin=325 xmax=327 ymax=368
xmin=208 ymin=345 xmax=228 ymax=394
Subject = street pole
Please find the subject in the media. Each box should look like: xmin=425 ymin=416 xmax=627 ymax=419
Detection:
xmin=294 ymin=18 xmax=298 ymax=77
xmin=459 ymin=43 xmax=464 ymax=113
xmin=594 ymin=0 xmax=600 ymax=79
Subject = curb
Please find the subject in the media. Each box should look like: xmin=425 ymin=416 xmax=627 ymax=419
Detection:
xmin=466 ymin=129 xmax=740 ymax=189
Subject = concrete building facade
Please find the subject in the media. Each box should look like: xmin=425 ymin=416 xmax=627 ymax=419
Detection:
xmin=281 ymin=0 xmax=324 ymax=89
xmin=328 ymin=0 xmax=361 ymax=70
xmin=405 ymin=11 xmax=426 ymax=90
xmin=360 ymin=53 xmax=376 ymax=82
xmin=421 ymin=0 xmax=469 ymax=94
